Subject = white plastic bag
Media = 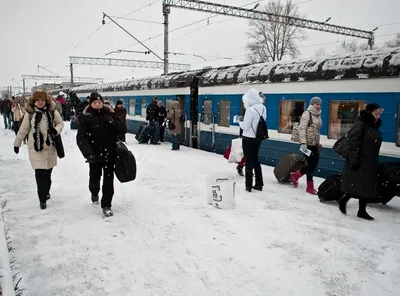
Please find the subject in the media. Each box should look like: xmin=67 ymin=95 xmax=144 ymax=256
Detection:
xmin=228 ymin=138 xmax=243 ymax=163
xmin=211 ymin=179 xmax=236 ymax=209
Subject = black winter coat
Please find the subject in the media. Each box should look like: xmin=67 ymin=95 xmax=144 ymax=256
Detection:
xmin=76 ymin=106 xmax=125 ymax=163
xmin=340 ymin=110 xmax=382 ymax=199
xmin=146 ymin=101 xmax=159 ymax=121
xmin=158 ymin=105 xmax=167 ymax=124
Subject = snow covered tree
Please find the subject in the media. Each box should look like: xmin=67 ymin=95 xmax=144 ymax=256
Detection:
xmin=246 ymin=0 xmax=306 ymax=63
xmin=340 ymin=40 xmax=369 ymax=53
xmin=384 ymin=34 xmax=400 ymax=48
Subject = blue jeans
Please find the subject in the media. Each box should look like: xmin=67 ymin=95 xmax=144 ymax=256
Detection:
xmin=171 ymin=134 xmax=180 ymax=150
xmin=3 ymin=113 xmax=11 ymax=129
xmin=149 ymin=120 xmax=159 ymax=143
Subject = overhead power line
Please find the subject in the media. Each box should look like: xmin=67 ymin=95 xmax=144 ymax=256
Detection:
xmin=163 ymin=0 xmax=374 ymax=44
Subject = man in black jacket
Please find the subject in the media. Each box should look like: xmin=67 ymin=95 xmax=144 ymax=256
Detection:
xmin=146 ymin=96 xmax=160 ymax=144
xmin=76 ymin=92 xmax=124 ymax=217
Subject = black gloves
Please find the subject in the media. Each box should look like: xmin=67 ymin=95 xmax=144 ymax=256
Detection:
xmin=14 ymin=147 xmax=19 ymax=154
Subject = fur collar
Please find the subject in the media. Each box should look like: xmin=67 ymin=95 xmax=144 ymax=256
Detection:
xmin=25 ymin=100 xmax=56 ymax=114
xmin=83 ymin=105 xmax=114 ymax=116
xmin=359 ymin=110 xmax=382 ymax=128
xmin=307 ymin=105 xmax=321 ymax=116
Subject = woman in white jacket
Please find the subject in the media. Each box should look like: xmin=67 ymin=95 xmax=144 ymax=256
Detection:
xmin=239 ymin=89 xmax=267 ymax=192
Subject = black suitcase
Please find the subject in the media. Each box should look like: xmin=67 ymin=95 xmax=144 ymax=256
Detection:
xmin=135 ymin=124 xmax=151 ymax=144
xmin=318 ymin=174 xmax=344 ymax=202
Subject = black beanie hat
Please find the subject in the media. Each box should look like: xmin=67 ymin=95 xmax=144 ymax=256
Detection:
xmin=89 ymin=92 xmax=103 ymax=104
xmin=116 ymin=100 xmax=123 ymax=105
xmin=366 ymin=102 xmax=381 ymax=112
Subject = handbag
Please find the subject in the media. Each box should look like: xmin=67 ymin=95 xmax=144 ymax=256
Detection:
xmin=168 ymin=109 xmax=176 ymax=130
xmin=51 ymin=112 xmax=65 ymax=159
xmin=54 ymin=134 xmax=65 ymax=159
xmin=291 ymin=111 xmax=317 ymax=146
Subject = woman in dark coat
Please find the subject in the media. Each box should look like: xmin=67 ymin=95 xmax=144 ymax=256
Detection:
xmin=337 ymin=103 xmax=383 ymax=220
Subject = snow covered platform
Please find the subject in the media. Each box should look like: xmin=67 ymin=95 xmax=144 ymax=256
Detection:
xmin=0 ymin=123 xmax=399 ymax=296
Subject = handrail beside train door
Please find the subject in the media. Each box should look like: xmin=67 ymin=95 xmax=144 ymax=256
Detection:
xmin=198 ymin=112 xmax=201 ymax=149
xmin=211 ymin=113 xmax=216 ymax=152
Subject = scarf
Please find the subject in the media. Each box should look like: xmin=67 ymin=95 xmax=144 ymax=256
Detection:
xmin=33 ymin=107 xmax=55 ymax=152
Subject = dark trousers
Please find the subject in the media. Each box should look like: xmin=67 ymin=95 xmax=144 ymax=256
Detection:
xmin=35 ymin=168 xmax=53 ymax=203
xmin=242 ymin=137 xmax=263 ymax=188
xmin=300 ymin=145 xmax=320 ymax=181
xmin=149 ymin=120 xmax=159 ymax=144
xmin=120 ymin=133 xmax=126 ymax=142
xmin=159 ymin=123 xmax=165 ymax=141
xmin=171 ymin=134 xmax=180 ymax=150
xmin=13 ymin=120 xmax=19 ymax=135
xmin=89 ymin=162 xmax=115 ymax=208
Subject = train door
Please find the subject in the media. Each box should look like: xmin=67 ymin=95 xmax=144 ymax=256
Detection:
xmin=176 ymin=95 xmax=186 ymax=145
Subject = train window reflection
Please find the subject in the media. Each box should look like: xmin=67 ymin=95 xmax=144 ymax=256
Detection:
xmin=218 ymin=100 xmax=230 ymax=127
xmin=328 ymin=100 xmax=365 ymax=139
xmin=129 ymin=99 xmax=136 ymax=116
xmin=278 ymin=100 xmax=305 ymax=134
xmin=141 ymin=99 xmax=147 ymax=117
xmin=203 ymin=100 xmax=212 ymax=125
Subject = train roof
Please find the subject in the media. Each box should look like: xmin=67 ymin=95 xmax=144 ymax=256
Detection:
xmin=70 ymin=69 xmax=207 ymax=94
xmin=70 ymin=47 xmax=400 ymax=94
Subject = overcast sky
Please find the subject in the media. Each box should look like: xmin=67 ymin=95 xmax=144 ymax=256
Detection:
xmin=1 ymin=0 xmax=399 ymax=93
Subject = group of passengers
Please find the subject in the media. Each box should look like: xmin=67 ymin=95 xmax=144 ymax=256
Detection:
xmin=6 ymin=87 xmax=384 ymax=220
xmin=146 ymin=96 xmax=183 ymax=151
xmin=237 ymin=88 xmax=383 ymax=221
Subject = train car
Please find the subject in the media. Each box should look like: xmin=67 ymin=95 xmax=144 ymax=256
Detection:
xmin=70 ymin=47 xmax=400 ymax=178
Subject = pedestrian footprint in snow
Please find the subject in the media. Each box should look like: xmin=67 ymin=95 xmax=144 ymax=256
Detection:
xmin=13 ymin=90 xmax=64 ymax=210
xmin=76 ymin=92 xmax=125 ymax=217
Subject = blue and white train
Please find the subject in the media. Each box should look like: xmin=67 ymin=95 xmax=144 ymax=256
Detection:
xmin=69 ymin=47 xmax=400 ymax=178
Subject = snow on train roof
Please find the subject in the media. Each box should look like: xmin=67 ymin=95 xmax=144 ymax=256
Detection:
xmin=70 ymin=47 xmax=400 ymax=93
xmin=70 ymin=69 xmax=205 ymax=93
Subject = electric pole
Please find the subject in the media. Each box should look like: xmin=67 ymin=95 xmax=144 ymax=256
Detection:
xmin=163 ymin=4 xmax=170 ymax=74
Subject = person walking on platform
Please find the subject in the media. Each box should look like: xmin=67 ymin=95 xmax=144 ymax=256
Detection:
xmin=290 ymin=97 xmax=323 ymax=195
xmin=336 ymin=103 xmax=383 ymax=220
xmin=239 ymin=88 xmax=266 ymax=192
xmin=13 ymin=90 xmax=64 ymax=210
xmin=76 ymin=92 xmax=125 ymax=217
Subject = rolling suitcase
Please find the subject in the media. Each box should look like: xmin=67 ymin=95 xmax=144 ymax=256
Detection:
xmin=136 ymin=124 xmax=151 ymax=144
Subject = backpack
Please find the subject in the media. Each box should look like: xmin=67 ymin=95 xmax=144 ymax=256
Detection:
xmin=114 ymin=141 xmax=137 ymax=183
xmin=251 ymin=107 xmax=269 ymax=141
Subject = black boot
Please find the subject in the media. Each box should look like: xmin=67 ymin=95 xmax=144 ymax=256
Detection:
xmin=91 ymin=194 xmax=99 ymax=204
xmin=357 ymin=200 xmax=374 ymax=220
xmin=338 ymin=194 xmax=351 ymax=214
xmin=236 ymin=165 xmax=244 ymax=176
xmin=40 ymin=202 xmax=47 ymax=210
xmin=252 ymin=184 xmax=263 ymax=191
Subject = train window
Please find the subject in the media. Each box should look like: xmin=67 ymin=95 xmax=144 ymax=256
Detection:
xmin=203 ymin=100 xmax=212 ymax=125
xmin=166 ymin=99 xmax=173 ymax=112
xmin=129 ymin=99 xmax=136 ymax=115
xmin=328 ymin=100 xmax=365 ymax=139
xmin=278 ymin=100 xmax=305 ymax=133
xmin=141 ymin=99 xmax=147 ymax=117
xmin=397 ymin=102 xmax=400 ymax=146
xmin=218 ymin=100 xmax=231 ymax=127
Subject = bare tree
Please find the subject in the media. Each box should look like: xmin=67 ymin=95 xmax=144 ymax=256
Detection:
xmin=246 ymin=0 xmax=306 ymax=63
xmin=314 ymin=48 xmax=326 ymax=58
xmin=384 ymin=34 xmax=400 ymax=48
xmin=340 ymin=40 xmax=369 ymax=53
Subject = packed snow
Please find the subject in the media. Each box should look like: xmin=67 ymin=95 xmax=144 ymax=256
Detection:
xmin=0 ymin=121 xmax=399 ymax=296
